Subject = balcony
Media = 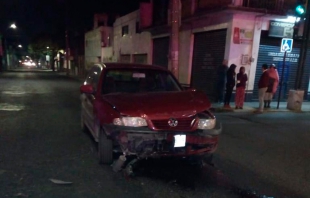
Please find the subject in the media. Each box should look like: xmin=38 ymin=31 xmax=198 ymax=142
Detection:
xmin=181 ymin=0 xmax=297 ymax=19
xmin=148 ymin=0 xmax=297 ymax=32
xmin=242 ymin=0 xmax=296 ymax=13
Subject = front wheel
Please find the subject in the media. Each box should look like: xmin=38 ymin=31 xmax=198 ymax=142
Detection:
xmin=98 ymin=129 xmax=113 ymax=164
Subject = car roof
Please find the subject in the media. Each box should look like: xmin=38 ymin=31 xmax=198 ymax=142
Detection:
xmin=97 ymin=62 xmax=169 ymax=72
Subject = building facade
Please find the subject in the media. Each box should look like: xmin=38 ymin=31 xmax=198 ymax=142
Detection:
xmin=84 ymin=0 xmax=310 ymax=101
xmin=141 ymin=0 xmax=310 ymax=101
xmin=85 ymin=14 xmax=114 ymax=70
xmin=113 ymin=10 xmax=152 ymax=64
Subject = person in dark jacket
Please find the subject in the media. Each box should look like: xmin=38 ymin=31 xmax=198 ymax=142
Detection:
xmin=216 ymin=59 xmax=228 ymax=103
xmin=234 ymin=66 xmax=248 ymax=109
xmin=223 ymin=64 xmax=237 ymax=108
xmin=256 ymin=64 xmax=269 ymax=113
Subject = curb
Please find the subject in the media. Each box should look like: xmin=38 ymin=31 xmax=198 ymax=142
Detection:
xmin=210 ymin=107 xmax=309 ymax=113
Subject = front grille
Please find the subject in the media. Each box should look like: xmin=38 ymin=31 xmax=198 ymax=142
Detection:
xmin=151 ymin=117 xmax=196 ymax=131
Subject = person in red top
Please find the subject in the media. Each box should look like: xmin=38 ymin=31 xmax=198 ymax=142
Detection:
xmin=234 ymin=66 xmax=248 ymax=109
xmin=264 ymin=64 xmax=279 ymax=108
xmin=256 ymin=64 xmax=269 ymax=113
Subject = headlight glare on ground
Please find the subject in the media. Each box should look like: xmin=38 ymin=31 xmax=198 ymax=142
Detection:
xmin=113 ymin=117 xmax=147 ymax=127
xmin=197 ymin=118 xmax=216 ymax=129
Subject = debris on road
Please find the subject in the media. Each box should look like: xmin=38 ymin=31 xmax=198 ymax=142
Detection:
xmin=14 ymin=193 xmax=28 ymax=197
xmin=0 ymin=169 xmax=6 ymax=175
xmin=112 ymin=155 xmax=126 ymax=172
xmin=49 ymin=178 xmax=73 ymax=185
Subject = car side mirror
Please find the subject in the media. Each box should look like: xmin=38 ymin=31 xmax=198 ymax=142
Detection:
xmin=80 ymin=84 xmax=95 ymax=94
xmin=185 ymin=87 xmax=196 ymax=91
xmin=181 ymin=84 xmax=196 ymax=91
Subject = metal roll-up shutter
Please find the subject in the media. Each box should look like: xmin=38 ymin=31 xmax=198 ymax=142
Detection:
xmin=120 ymin=54 xmax=131 ymax=63
xmin=191 ymin=29 xmax=227 ymax=102
xmin=253 ymin=31 xmax=307 ymax=100
xmin=152 ymin=37 xmax=169 ymax=68
xmin=133 ymin=54 xmax=147 ymax=64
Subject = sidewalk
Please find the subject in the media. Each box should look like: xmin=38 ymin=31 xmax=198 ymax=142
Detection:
xmin=211 ymin=101 xmax=310 ymax=113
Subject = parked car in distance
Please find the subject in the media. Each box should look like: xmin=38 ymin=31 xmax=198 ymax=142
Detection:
xmin=22 ymin=59 xmax=36 ymax=68
xmin=80 ymin=63 xmax=221 ymax=166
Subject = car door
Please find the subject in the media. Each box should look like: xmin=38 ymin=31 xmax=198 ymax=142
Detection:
xmin=81 ymin=65 xmax=102 ymax=136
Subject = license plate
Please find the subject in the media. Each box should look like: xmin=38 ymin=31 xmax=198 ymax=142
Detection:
xmin=174 ymin=135 xmax=186 ymax=147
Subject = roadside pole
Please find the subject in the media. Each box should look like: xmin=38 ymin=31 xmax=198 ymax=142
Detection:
xmin=0 ymin=35 xmax=3 ymax=72
xmin=65 ymin=30 xmax=69 ymax=76
xmin=295 ymin=0 xmax=310 ymax=89
xmin=170 ymin=0 xmax=180 ymax=79
xmin=277 ymin=51 xmax=287 ymax=109
xmin=277 ymin=38 xmax=293 ymax=109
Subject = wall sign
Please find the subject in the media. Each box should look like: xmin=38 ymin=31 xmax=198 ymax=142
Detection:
xmin=241 ymin=54 xmax=249 ymax=65
xmin=233 ymin=27 xmax=253 ymax=44
xmin=280 ymin=38 xmax=293 ymax=53
xmin=268 ymin=21 xmax=294 ymax=38
xmin=267 ymin=52 xmax=299 ymax=62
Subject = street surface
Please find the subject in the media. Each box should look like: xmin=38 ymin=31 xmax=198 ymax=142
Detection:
xmin=0 ymin=69 xmax=309 ymax=198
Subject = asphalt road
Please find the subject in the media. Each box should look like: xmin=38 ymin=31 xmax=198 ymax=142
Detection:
xmin=0 ymin=70 xmax=309 ymax=198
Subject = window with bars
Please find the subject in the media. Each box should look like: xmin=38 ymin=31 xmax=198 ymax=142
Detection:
xmin=122 ymin=25 xmax=129 ymax=36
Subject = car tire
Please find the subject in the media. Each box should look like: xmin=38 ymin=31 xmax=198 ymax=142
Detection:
xmin=98 ymin=129 xmax=113 ymax=164
xmin=81 ymin=112 xmax=87 ymax=132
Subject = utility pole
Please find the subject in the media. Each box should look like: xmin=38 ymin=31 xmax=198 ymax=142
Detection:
xmin=295 ymin=0 xmax=310 ymax=89
xmin=277 ymin=51 xmax=287 ymax=109
xmin=65 ymin=30 xmax=70 ymax=76
xmin=170 ymin=0 xmax=180 ymax=79
xmin=0 ymin=35 xmax=3 ymax=72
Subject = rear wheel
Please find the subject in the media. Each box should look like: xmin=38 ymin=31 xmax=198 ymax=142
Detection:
xmin=81 ymin=112 xmax=87 ymax=132
xmin=98 ymin=129 xmax=113 ymax=164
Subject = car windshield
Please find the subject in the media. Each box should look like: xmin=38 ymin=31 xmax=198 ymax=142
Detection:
xmin=102 ymin=68 xmax=181 ymax=94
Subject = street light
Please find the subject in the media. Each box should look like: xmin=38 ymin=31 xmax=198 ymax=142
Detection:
xmin=1 ymin=23 xmax=18 ymax=71
xmin=10 ymin=23 xmax=17 ymax=29
xmin=18 ymin=44 xmax=22 ymax=48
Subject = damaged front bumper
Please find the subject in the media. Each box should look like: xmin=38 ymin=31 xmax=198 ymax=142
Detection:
xmin=102 ymin=122 xmax=222 ymax=159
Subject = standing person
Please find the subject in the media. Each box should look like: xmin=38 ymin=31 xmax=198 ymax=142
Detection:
xmin=223 ymin=64 xmax=237 ymax=108
xmin=216 ymin=59 xmax=228 ymax=103
xmin=264 ymin=64 xmax=279 ymax=108
xmin=235 ymin=66 xmax=248 ymax=109
xmin=256 ymin=64 xmax=269 ymax=113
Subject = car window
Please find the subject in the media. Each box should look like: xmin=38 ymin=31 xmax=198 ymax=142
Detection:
xmin=84 ymin=66 xmax=102 ymax=92
xmin=102 ymin=68 xmax=181 ymax=94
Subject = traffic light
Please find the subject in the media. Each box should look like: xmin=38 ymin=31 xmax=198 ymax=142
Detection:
xmin=295 ymin=0 xmax=306 ymax=16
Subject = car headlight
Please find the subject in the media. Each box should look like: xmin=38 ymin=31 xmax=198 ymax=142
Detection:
xmin=197 ymin=118 xmax=216 ymax=129
xmin=113 ymin=117 xmax=147 ymax=127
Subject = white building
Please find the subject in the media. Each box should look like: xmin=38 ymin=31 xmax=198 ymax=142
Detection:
xmin=113 ymin=10 xmax=152 ymax=64
xmin=85 ymin=14 xmax=113 ymax=70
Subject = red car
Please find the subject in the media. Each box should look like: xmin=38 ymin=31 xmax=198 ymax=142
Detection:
xmin=80 ymin=63 xmax=221 ymax=166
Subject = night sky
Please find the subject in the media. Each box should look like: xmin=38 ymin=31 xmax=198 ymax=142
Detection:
xmin=0 ymin=0 xmax=143 ymax=46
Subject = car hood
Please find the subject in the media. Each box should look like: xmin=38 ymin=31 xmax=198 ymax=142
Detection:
xmin=103 ymin=91 xmax=210 ymax=119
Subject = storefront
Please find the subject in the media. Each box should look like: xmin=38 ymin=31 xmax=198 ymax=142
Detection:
xmin=191 ymin=29 xmax=227 ymax=102
xmin=253 ymin=31 xmax=310 ymax=101
xmin=152 ymin=37 xmax=169 ymax=68
xmin=133 ymin=54 xmax=148 ymax=64
xmin=119 ymin=54 xmax=131 ymax=63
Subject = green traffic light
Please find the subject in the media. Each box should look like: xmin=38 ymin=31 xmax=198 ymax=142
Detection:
xmin=296 ymin=5 xmax=305 ymax=15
